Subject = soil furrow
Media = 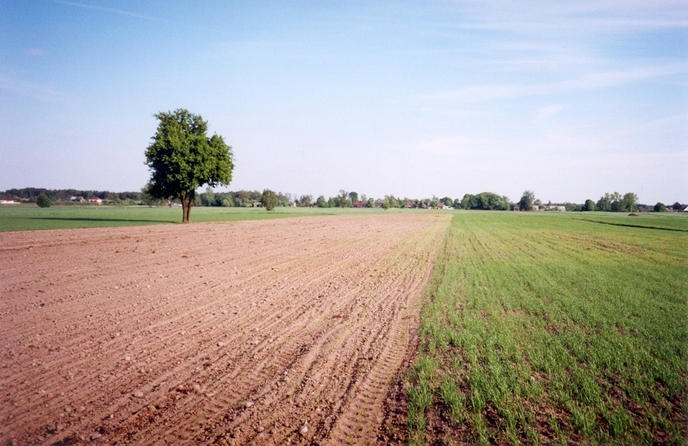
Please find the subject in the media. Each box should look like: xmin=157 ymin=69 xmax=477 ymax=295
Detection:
xmin=0 ymin=214 xmax=449 ymax=445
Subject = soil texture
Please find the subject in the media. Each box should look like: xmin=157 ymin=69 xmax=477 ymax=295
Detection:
xmin=0 ymin=214 xmax=449 ymax=445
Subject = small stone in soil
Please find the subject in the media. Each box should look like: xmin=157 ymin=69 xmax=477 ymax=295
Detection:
xmin=244 ymin=401 xmax=254 ymax=408
xmin=133 ymin=391 xmax=144 ymax=398
xmin=299 ymin=424 xmax=308 ymax=436
xmin=90 ymin=432 xmax=102 ymax=440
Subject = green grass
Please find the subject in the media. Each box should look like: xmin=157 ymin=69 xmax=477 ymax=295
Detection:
xmin=408 ymin=211 xmax=688 ymax=445
xmin=0 ymin=204 xmax=399 ymax=232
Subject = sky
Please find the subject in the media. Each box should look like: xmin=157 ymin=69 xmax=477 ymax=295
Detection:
xmin=1 ymin=0 xmax=686 ymax=204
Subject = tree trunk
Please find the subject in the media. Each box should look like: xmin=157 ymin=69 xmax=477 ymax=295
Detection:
xmin=181 ymin=193 xmax=189 ymax=223
xmin=185 ymin=196 xmax=193 ymax=223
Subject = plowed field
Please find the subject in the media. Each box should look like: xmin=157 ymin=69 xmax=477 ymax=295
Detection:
xmin=0 ymin=214 xmax=450 ymax=445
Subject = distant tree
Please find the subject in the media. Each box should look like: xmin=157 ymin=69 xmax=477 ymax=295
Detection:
xmin=441 ymin=197 xmax=452 ymax=207
xmin=519 ymin=191 xmax=535 ymax=211
xmin=564 ymin=202 xmax=576 ymax=211
xmin=261 ymin=189 xmax=277 ymax=211
xmin=654 ymin=202 xmax=666 ymax=212
xmin=360 ymin=194 xmax=367 ymax=202
xmin=338 ymin=190 xmax=351 ymax=208
xmin=596 ymin=193 xmax=611 ymax=211
xmin=621 ymin=192 xmax=638 ymax=212
xmin=316 ymin=195 xmax=328 ymax=208
xmin=144 ymin=109 xmax=233 ymax=222
xmin=299 ymin=195 xmax=313 ymax=207
xmin=672 ymin=202 xmax=684 ymax=212
xmin=366 ymin=198 xmax=374 ymax=208
xmin=348 ymin=191 xmax=359 ymax=203
xmin=201 ymin=187 xmax=215 ymax=206
xmin=381 ymin=199 xmax=390 ymax=210
xmin=36 ymin=193 xmax=51 ymax=208
xmin=453 ymin=198 xmax=462 ymax=209
xmin=385 ymin=195 xmax=399 ymax=208
xmin=582 ymin=199 xmax=596 ymax=212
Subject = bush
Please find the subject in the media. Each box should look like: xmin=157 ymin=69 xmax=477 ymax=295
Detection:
xmin=654 ymin=202 xmax=666 ymax=212
xmin=36 ymin=194 xmax=52 ymax=208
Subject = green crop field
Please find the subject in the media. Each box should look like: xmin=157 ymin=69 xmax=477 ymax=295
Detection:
xmin=407 ymin=212 xmax=687 ymax=445
xmin=0 ymin=205 xmax=397 ymax=232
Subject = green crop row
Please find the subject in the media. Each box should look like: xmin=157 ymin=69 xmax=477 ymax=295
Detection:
xmin=407 ymin=212 xmax=687 ymax=445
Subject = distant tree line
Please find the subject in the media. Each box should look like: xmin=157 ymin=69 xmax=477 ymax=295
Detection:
xmin=3 ymin=187 xmax=684 ymax=213
xmin=2 ymin=188 xmax=143 ymax=205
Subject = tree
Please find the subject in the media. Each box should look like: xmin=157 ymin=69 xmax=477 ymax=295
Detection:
xmin=348 ymin=191 xmax=359 ymax=203
xmin=654 ymin=202 xmax=666 ymax=212
xmin=582 ymin=199 xmax=596 ymax=212
xmin=519 ymin=191 xmax=535 ymax=211
xmin=144 ymin=109 xmax=233 ymax=223
xmin=621 ymin=192 xmax=638 ymax=212
xmin=36 ymin=193 xmax=51 ymax=208
xmin=338 ymin=190 xmax=351 ymax=208
xmin=596 ymin=193 xmax=611 ymax=211
xmin=299 ymin=195 xmax=313 ymax=207
xmin=201 ymin=186 xmax=215 ymax=206
xmin=672 ymin=202 xmax=684 ymax=212
xmin=316 ymin=195 xmax=328 ymax=208
xmin=261 ymin=189 xmax=277 ymax=211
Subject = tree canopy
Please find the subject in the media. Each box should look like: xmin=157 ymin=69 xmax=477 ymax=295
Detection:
xmin=519 ymin=190 xmax=535 ymax=211
xmin=144 ymin=109 xmax=233 ymax=222
xmin=261 ymin=189 xmax=277 ymax=211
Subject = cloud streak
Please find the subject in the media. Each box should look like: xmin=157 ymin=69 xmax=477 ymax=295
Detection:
xmin=50 ymin=1 xmax=170 ymax=23
xmin=418 ymin=64 xmax=688 ymax=102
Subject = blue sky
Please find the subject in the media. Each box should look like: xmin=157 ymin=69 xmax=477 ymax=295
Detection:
xmin=1 ymin=0 xmax=686 ymax=204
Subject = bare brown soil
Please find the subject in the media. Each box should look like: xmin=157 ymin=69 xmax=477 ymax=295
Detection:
xmin=0 ymin=214 xmax=449 ymax=445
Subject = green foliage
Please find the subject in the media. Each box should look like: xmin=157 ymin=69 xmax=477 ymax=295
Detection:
xmin=144 ymin=109 xmax=234 ymax=222
xmin=298 ymin=194 xmax=313 ymax=207
xmin=672 ymin=202 xmax=684 ymax=212
xmin=462 ymin=192 xmax=509 ymax=210
xmin=36 ymin=193 xmax=51 ymax=208
xmin=338 ymin=190 xmax=351 ymax=208
xmin=654 ymin=202 xmax=666 ymax=212
xmin=348 ymin=191 xmax=358 ymax=203
xmin=519 ymin=190 xmax=535 ymax=211
xmin=407 ymin=212 xmax=688 ymax=444
xmin=582 ymin=199 xmax=596 ymax=211
xmin=316 ymin=195 xmax=328 ymax=208
xmin=260 ymin=189 xmax=278 ymax=211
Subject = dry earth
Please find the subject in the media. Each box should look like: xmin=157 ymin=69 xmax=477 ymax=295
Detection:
xmin=0 ymin=213 xmax=449 ymax=445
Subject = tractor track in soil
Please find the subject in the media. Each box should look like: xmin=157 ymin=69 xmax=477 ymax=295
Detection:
xmin=0 ymin=213 xmax=449 ymax=445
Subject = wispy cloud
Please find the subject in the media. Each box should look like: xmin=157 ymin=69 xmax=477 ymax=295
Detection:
xmin=25 ymin=48 xmax=49 ymax=56
xmin=535 ymin=105 xmax=565 ymax=120
xmin=419 ymin=64 xmax=688 ymax=102
xmin=50 ymin=1 xmax=169 ymax=23
xmin=0 ymin=77 xmax=66 ymax=102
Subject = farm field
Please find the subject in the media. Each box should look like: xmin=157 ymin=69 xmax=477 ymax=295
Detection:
xmin=0 ymin=205 xmax=397 ymax=233
xmin=406 ymin=212 xmax=687 ymax=445
xmin=0 ymin=213 xmax=450 ymax=445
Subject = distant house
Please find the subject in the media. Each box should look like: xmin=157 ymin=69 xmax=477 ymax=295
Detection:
xmin=374 ymin=199 xmax=384 ymax=208
xmin=532 ymin=205 xmax=539 ymax=211
xmin=252 ymin=201 xmax=261 ymax=208
xmin=0 ymin=200 xmax=20 ymax=205
xmin=70 ymin=196 xmax=85 ymax=203
xmin=511 ymin=204 xmax=520 ymax=211
xmin=89 ymin=196 xmax=102 ymax=204
xmin=545 ymin=205 xmax=566 ymax=212
xmin=352 ymin=201 xmax=367 ymax=208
